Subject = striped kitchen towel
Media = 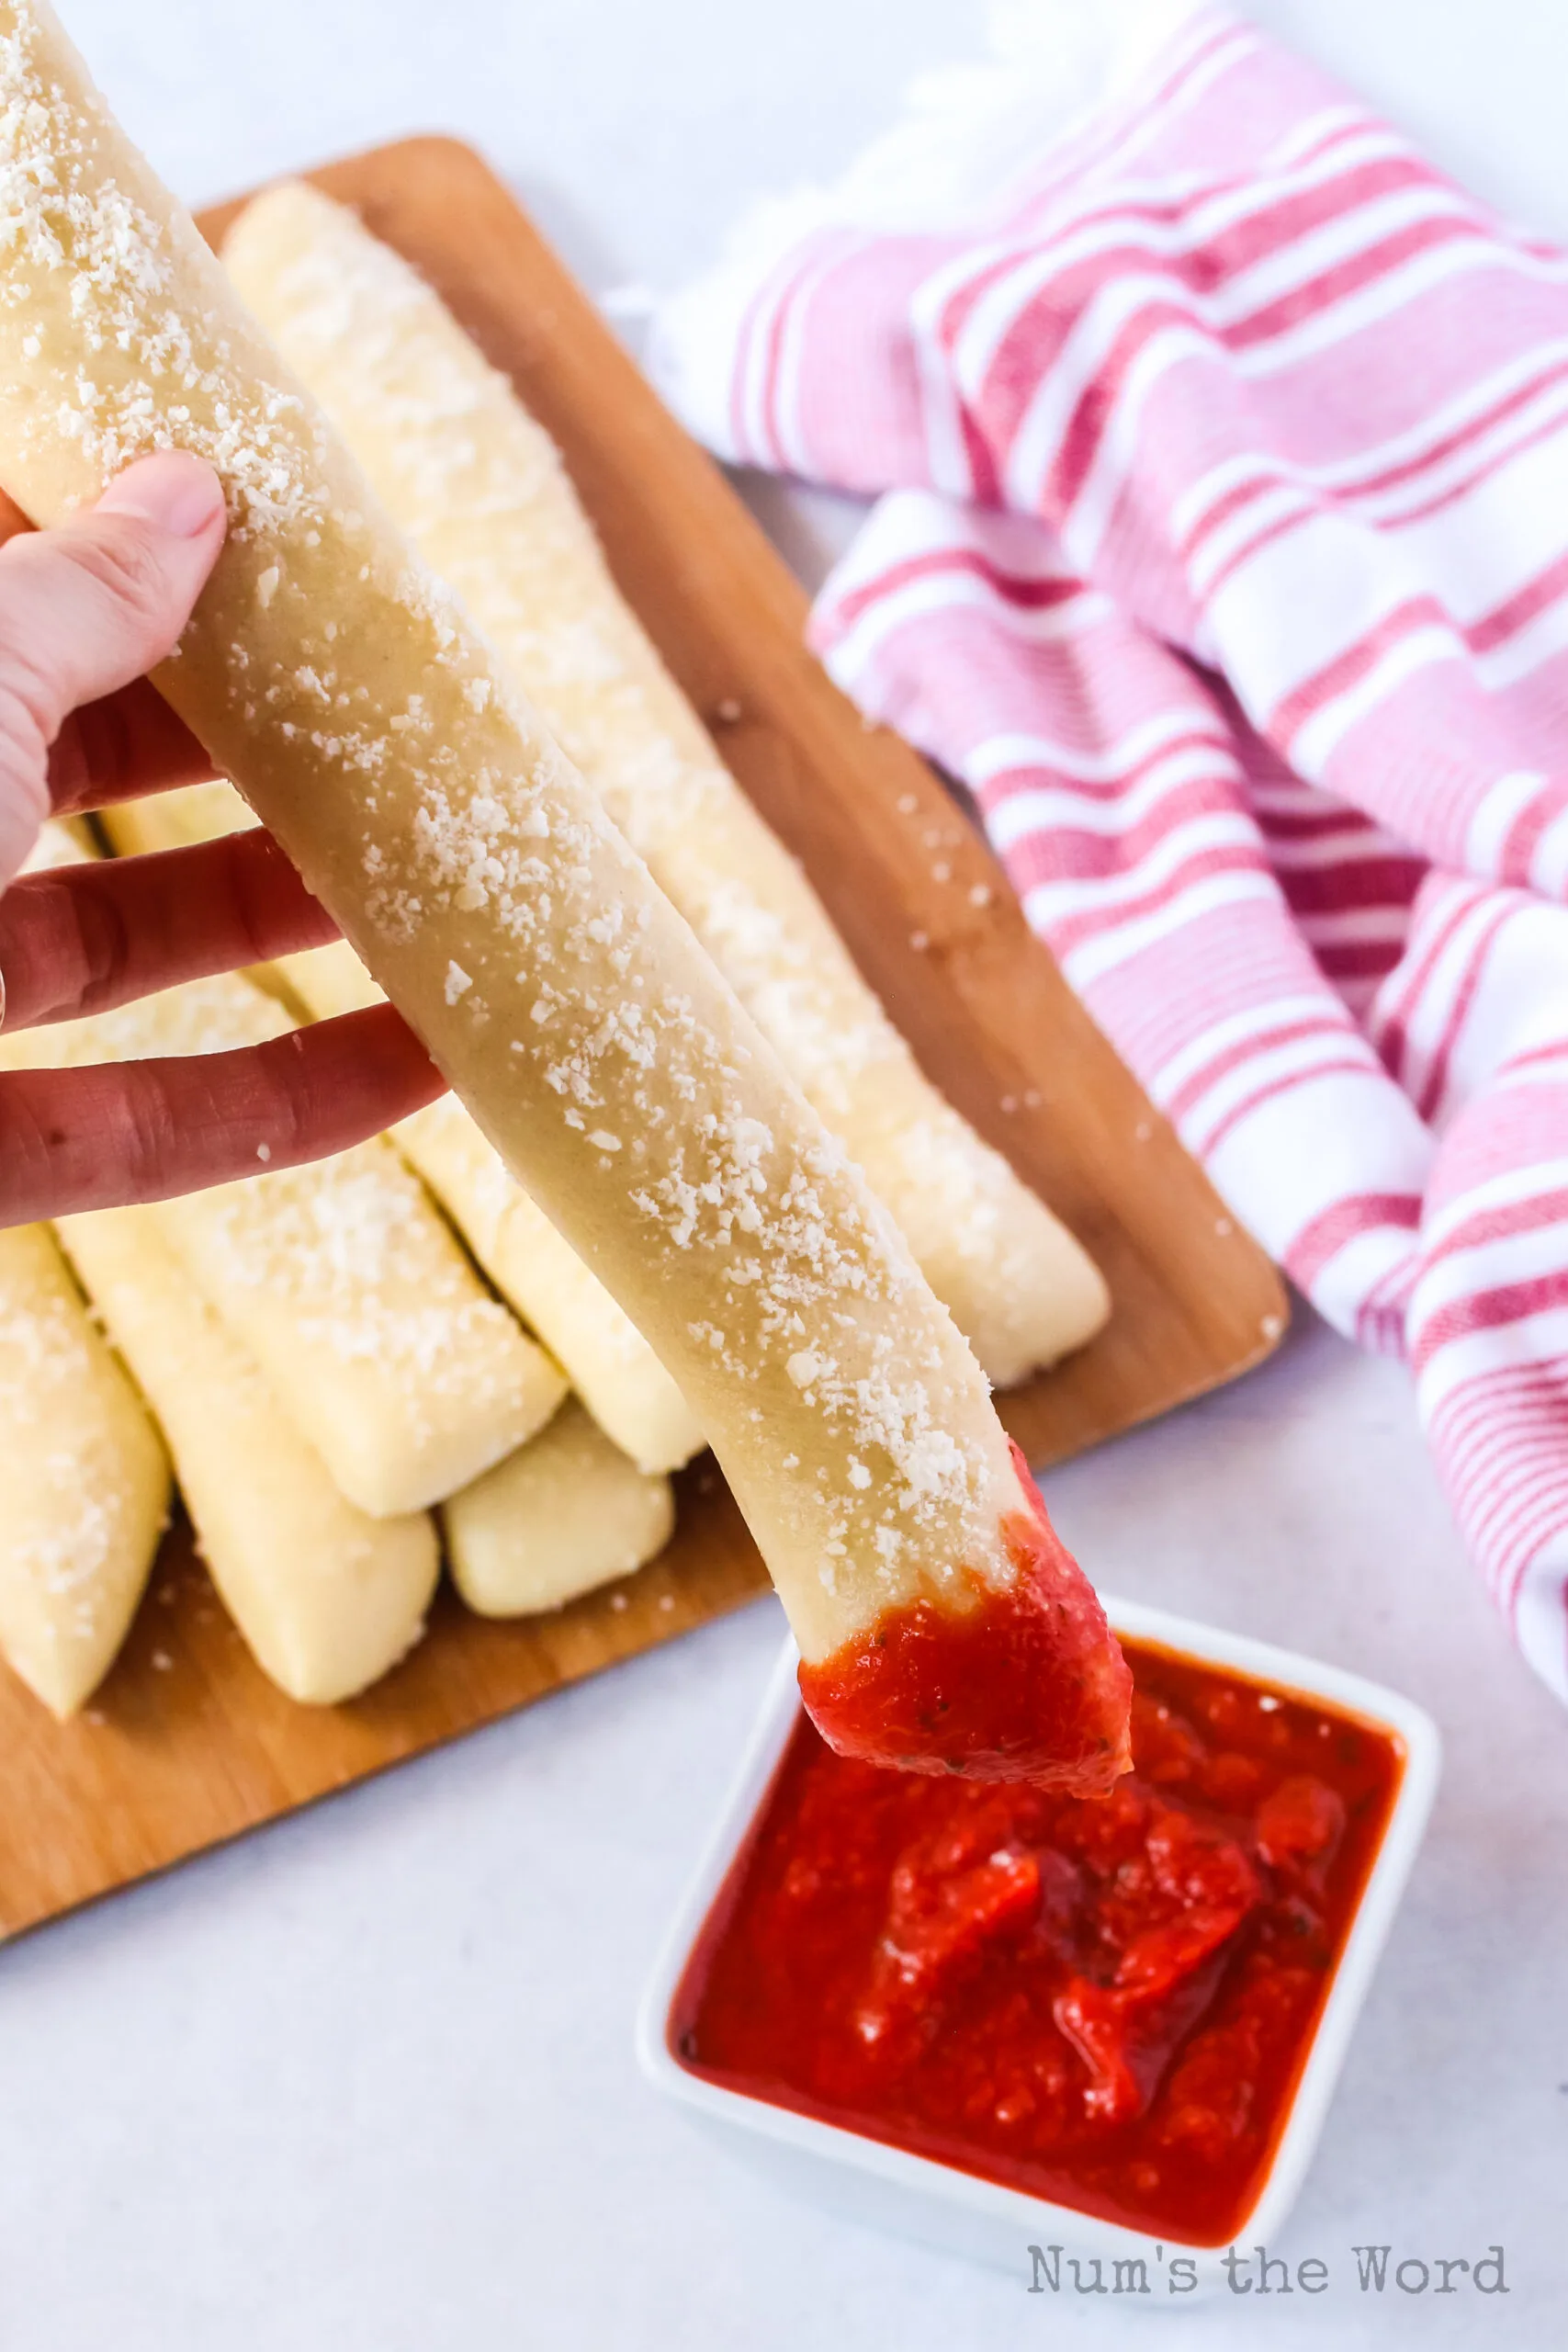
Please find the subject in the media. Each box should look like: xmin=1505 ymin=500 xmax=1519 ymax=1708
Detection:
xmin=650 ymin=0 xmax=1568 ymax=1705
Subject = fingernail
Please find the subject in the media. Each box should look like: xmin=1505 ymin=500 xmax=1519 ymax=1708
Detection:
xmin=97 ymin=450 xmax=225 ymax=538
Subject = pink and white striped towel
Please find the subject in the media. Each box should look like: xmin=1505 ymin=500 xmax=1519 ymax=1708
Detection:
xmin=650 ymin=0 xmax=1568 ymax=1705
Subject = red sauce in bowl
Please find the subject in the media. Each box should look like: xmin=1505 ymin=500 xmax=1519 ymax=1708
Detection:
xmin=668 ymin=1639 xmax=1404 ymax=2245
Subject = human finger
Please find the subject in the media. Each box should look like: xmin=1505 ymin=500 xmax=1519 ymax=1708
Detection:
xmin=0 ymin=1003 xmax=445 ymax=1226
xmin=0 ymin=451 xmax=225 ymax=884
xmin=0 ymin=829 xmax=339 ymax=1032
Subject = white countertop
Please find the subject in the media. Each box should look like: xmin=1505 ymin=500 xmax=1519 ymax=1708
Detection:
xmin=4 ymin=4 xmax=1566 ymax=2346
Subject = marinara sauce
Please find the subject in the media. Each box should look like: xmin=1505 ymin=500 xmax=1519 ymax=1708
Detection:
xmin=669 ymin=1639 xmax=1404 ymax=2245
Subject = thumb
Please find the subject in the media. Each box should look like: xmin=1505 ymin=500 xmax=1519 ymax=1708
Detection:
xmin=0 ymin=451 xmax=226 ymax=880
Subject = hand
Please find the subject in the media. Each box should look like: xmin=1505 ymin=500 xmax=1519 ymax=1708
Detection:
xmin=0 ymin=451 xmax=444 ymax=1228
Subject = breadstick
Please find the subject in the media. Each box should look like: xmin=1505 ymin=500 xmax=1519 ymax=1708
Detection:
xmin=55 ymin=1205 xmax=439 ymax=1702
xmin=0 ymin=1221 xmax=169 ymax=1716
xmin=441 ymin=1398 xmax=674 ymax=1617
xmin=0 ymin=5 xmax=1130 ymax=1788
xmin=98 ymin=783 xmax=705 ymax=1471
xmin=2 ymin=844 xmax=564 ymax=1514
xmin=97 ymin=776 xmax=256 ymax=859
xmin=222 ymin=179 xmax=1110 ymax=1389
xmin=285 ymin=936 xmax=703 ymax=1473
xmin=386 ymin=1087 xmax=705 ymax=1476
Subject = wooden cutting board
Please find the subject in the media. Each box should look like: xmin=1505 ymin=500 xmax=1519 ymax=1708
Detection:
xmin=0 ymin=139 xmax=1287 ymax=1943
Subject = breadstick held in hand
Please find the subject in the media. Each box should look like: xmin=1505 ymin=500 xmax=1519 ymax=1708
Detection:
xmin=0 ymin=1 xmax=1131 ymax=1790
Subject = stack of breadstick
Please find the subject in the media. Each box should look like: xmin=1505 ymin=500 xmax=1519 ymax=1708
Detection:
xmin=219 ymin=181 xmax=1110 ymax=1393
xmin=0 ymin=6 xmax=1127 ymax=1794
xmin=1 ymin=821 xmax=680 ymax=1712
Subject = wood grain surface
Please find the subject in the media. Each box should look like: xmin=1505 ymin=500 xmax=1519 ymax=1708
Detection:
xmin=0 ymin=139 xmax=1286 ymax=1942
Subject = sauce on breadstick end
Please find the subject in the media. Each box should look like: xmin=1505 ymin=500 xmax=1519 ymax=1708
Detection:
xmin=801 ymin=1442 xmax=1132 ymax=1789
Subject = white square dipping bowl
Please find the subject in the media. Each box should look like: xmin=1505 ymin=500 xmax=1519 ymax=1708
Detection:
xmin=637 ymin=1596 xmax=1440 ymax=2282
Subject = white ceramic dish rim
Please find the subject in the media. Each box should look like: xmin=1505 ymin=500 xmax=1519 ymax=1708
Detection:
xmin=637 ymin=1594 xmax=1442 ymax=2260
